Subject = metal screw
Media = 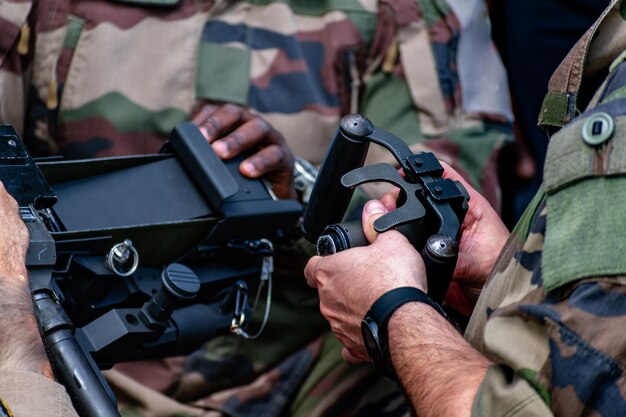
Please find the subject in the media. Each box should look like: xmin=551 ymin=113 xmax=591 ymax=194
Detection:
xmin=414 ymin=158 xmax=424 ymax=167
xmin=434 ymin=185 xmax=444 ymax=195
xmin=7 ymin=140 xmax=16 ymax=147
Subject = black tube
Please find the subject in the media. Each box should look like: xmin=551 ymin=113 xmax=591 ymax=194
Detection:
xmin=33 ymin=294 xmax=120 ymax=417
xmin=302 ymin=115 xmax=373 ymax=242
xmin=420 ymin=234 xmax=458 ymax=303
xmin=316 ymin=221 xmax=368 ymax=256
xmin=171 ymin=304 xmax=232 ymax=354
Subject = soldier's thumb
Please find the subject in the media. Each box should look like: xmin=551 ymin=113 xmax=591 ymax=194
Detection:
xmin=362 ymin=200 xmax=388 ymax=243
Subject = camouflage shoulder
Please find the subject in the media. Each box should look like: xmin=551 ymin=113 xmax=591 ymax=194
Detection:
xmin=542 ymin=56 xmax=626 ymax=292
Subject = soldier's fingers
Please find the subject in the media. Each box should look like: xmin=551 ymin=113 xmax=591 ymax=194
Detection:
xmin=191 ymin=103 xmax=219 ymax=124
xmin=341 ymin=347 xmax=367 ymax=364
xmin=212 ymin=117 xmax=272 ymax=159
xmin=197 ymin=104 xmax=246 ymax=142
xmin=303 ymin=257 xmax=320 ymax=289
xmin=380 ymin=187 xmax=401 ymax=211
xmin=191 ymin=104 xmax=219 ymax=140
xmin=240 ymin=144 xmax=290 ymax=178
xmin=362 ymin=200 xmax=388 ymax=243
xmin=443 ymin=281 xmax=474 ymax=318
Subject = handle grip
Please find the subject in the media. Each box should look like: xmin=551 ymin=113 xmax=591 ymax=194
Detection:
xmin=316 ymin=221 xmax=368 ymax=256
xmin=301 ymin=115 xmax=373 ymax=242
xmin=317 ymin=225 xmax=458 ymax=303
xmin=419 ymin=234 xmax=458 ymax=303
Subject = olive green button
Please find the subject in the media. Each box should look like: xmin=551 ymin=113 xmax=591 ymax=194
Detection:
xmin=582 ymin=112 xmax=615 ymax=146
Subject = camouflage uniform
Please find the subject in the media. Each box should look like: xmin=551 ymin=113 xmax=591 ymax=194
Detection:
xmin=0 ymin=371 xmax=78 ymax=417
xmin=0 ymin=0 xmax=510 ymax=416
xmin=467 ymin=1 xmax=626 ymax=414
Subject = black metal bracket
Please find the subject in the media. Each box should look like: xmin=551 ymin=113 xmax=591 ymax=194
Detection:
xmin=302 ymin=114 xmax=470 ymax=303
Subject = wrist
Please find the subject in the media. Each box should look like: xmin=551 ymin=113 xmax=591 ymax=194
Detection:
xmin=0 ymin=277 xmax=50 ymax=378
xmin=361 ymin=287 xmax=446 ymax=379
xmin=387 ymin=301 xmax=447 ymax=358
xmin=0 ymin=251 xmax=28 ymax=284
xmin=387 ymin=302 xmax=490 ymax=417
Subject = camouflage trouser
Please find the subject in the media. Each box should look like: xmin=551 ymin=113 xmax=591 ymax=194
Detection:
xmin=108 ymin=333 xmax=410 ymax=417
xmin=106 ymin=243 xmax=411 ymax=417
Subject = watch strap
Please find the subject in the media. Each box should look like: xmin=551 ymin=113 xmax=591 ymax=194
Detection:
xmin=365 ymin=286 xmax=447 ymax=379
xmin=369 ymin=287 xmax=447 ymax=324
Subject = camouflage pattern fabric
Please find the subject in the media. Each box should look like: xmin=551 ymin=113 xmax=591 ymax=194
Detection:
xmin=467 ymin=1 xmax=626 ymax=415
xmin=360 ymin=0 xmax=512 ymax=207
xmin=0 ymin=1 xmax=511 ymax=416
xmin=0 ymin=370 xmax=79 ymax=417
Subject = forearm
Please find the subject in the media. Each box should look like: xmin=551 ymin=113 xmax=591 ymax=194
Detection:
xmin=0 ymin=274 xmax=50 ymax=377
xmin=389 ymin=303 xmax=492 ymax=417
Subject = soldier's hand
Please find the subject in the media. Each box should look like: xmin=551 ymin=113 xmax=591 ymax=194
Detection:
xmin=305 ymin=200 xmax=427 ymax=364
xmin=192 ymin=103 xmax=296 ymax=200
xmin=0 ymin=182 xmax=51 ymax=378
xmin=0 ymin=181 xmax=29 ymax=281
xmin=373 ymin=162 xmax=510 ymax=315
xmin=441 ymin=162 xmax=509 ymax=313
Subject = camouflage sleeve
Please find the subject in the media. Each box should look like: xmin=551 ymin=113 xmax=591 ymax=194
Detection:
xmin=0 ymin=371 xmax=78 ymax=417
xmin=473 ymin=277 xmax=626 ymax=417
xmin=471 ymin=45 xmax=626 ymax=416
xmin=0 ymin=0 xmax=35 ymax=134
xmin=471 ymin=209 xmax=626 ymax=417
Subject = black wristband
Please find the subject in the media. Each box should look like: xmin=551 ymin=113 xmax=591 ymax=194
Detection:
xmin=370 ymin=287 xmax=447 ymax=322
xmin=361 ymin=286 xmax=447 ymax=380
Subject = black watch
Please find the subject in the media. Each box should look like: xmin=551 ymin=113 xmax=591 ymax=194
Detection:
xmin=361 ymin=287 xmax=447 ymax=379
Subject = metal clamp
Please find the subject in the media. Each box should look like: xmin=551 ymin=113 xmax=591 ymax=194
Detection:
xmin=230 ymin=239 xmax=274 ymax=339
xmin=106 ymin=239 xmax=139 ymax=277
xmin=230 ymin=281 xmax=249 ymax=333
xmin=294 ymin=157 xmax=318 ymax=204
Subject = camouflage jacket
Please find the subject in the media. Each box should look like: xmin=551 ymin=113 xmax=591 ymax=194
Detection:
xmin=0 ymin=1 xmax=510 ymax=416
xmin=0 ymin=0 xmax=511 ymax=196
xmin=0 ymin=371 xmax=78 ymax=417
xmin=466 ymin=1 xmax=626 ymax=415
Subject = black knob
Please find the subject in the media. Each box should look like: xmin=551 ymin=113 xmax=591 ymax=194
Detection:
xmin=340 ymin=114 xmax=374 ymax=139
xmin=161 ymin=263 xmax=200 ymax=300
xmin=140 ymin=264 xmax=200 ymax=328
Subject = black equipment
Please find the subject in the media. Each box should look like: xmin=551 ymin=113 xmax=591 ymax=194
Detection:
xmin=302 ymin=114 xmax=469 ymax=303
xmin=0 ymin=123 xmax=302 ymax=417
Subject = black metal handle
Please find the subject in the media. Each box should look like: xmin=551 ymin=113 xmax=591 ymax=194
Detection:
xmin=316 ymin=221 xmax=368 ymax=256
xmin=302 ymin=115 xmax=373 ymax=242
xmin=32 ymin=292 xmax=120 ymax=417
xmin=419 ymin=234 xmax=458 ymax=303
xmin=308 ymin=114 xmax=468 ymax=305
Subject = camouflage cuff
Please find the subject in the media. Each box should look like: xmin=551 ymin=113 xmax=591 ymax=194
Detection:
xmin=472 ymin=365 xmax=552 ymax=417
